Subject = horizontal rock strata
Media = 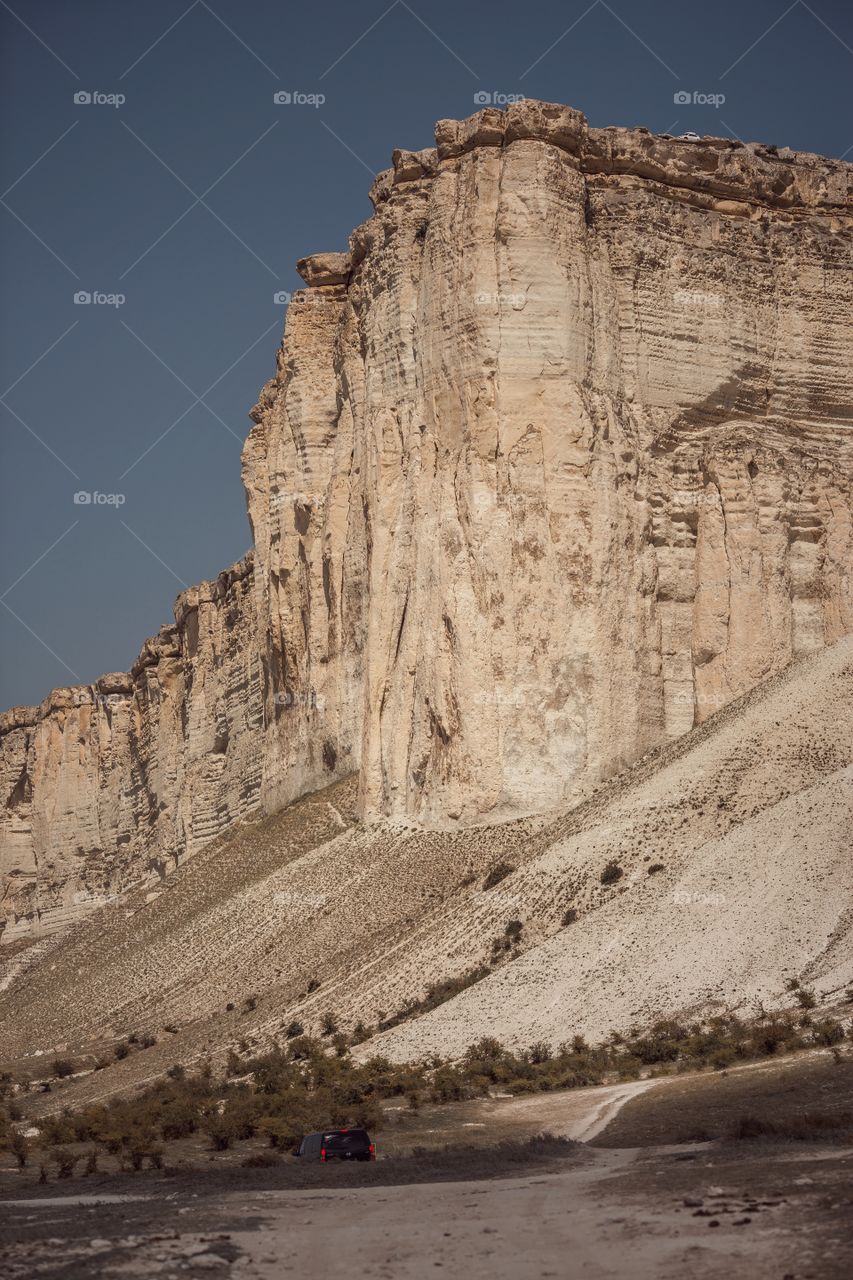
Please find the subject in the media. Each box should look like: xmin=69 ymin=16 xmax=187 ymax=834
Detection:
xmin=2 ymin=99 xmax=851 ymax=940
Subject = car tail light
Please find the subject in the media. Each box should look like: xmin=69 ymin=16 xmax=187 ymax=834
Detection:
xmin=320 ymin=1147 xmax=326 ymax=1162
xmin=369 ymin=1143 xmax=375 ymax=1159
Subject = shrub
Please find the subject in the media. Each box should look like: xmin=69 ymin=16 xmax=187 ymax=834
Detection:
xmin=600 ymin=860 xmax=623 ymax=885
xmin=331 ymin=1033 xmax=350 ymax=1058
xmin=483 ymin=862 xmax=515 ymax=890
xmin=114 ymin=1042 xmax=130 ymax=1061
xmin=507 ymin=1078 xmax=537 ymax=1094
xmin=128 ymin=1140 xmax=163 ymax=1171
xmin=285 ymin=1020 xmax=304 ymax=1040
xmin=504 ymin=919 xmax=524 ymax=941
xmin=525 ymin=1041 xmax=552 ymax=1065
xmin=306 ymin=978 xmax=321 ymax=993
xmin=51 ymin=1148 xmax=77 ymax=1179
xmin=259 ymin=1116 xmax=303 ymax=1151
xmin=244 ymin=996 xmax=257 ymax=1012
xmin=561 ymin=907 xmax=578 ymax=926
xmin=159 ymin=1098 xmax=198 ymax=1141
xmin=288 ymin=1036 xmax=316 ymax=1062
xmin=320 ymin=1011 xmax=339 ymax=1037
xmin=647 ymin=863 xmax=664 ymax=875
xmin=811 ymin=1019 xmax=844 ymax=1047
xmin=796 ymin=988 xmax=817 ymax=1010
xmin=378 ymin=967 xmax=490 ymax=1031
xmin=10 ymin=1132 xmax=29 ymax=1168
xmin=39 ymin=1113 xmax=76 ymax=1146
xmin=51 ymin=1059 xmax=75 ymax=1079
xmin=203 ymin=1114 xmax=239 ymax=1151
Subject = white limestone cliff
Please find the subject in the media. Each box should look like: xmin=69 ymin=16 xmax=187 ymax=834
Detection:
xmin=2 ymin=100 xmax=851 ymax=941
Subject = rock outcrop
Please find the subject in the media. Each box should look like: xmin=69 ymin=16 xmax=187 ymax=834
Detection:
xmin=2 ymin=100 xmax=852 ymax=941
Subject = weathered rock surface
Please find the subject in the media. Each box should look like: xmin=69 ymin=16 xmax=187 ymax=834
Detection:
xmin=2 ymin=100 xmax=852 ymax=941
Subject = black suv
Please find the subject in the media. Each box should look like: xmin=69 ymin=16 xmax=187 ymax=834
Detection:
xmin=296 ymin=1128 xmax=375 ymax=1162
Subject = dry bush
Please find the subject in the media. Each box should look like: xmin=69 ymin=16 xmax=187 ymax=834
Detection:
xmin=483 ymin=862 xmax=515 ymax=890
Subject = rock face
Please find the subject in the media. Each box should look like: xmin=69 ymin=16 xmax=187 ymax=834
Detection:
xmin=2 ymin=100 xmax=852 ymax=941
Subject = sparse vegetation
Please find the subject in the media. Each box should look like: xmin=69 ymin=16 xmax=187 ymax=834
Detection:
xmin=483 ymin=861 xmax=515 ymax=890
xmin=600 ymin=860 xmax=623 ymax=885
xmin=4 ymin=1007 xmax=848 ymax=1180
xmin=378 ymin=966 xmax=491 ymax=1032
xmin=795 ymin=987 xmax=817 ymax=1010
xmin=10 ymin=1132 xmax=29 ymax=1168
xmin=729 ymin=1110 xmax=852 ymax=1141
xmin=320 ymin=1011 xmax=339 ymax=1037
xmin=51 ymin=1148 xmax=77 ymax=1178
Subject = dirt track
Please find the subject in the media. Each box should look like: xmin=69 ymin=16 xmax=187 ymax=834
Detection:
xmin=2 ymin=1055 xmax=852 ymax=1279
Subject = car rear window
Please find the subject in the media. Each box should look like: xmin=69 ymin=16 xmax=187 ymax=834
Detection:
xmin=323 ymin=1130 xmax=370 ymax=1150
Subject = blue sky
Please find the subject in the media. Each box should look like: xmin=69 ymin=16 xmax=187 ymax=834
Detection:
xmin=1 ymin=0 xmax=851 ymax=708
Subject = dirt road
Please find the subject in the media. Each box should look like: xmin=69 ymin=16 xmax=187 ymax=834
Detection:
xmin=3 ymin=1056 xmax=851 ymax=1279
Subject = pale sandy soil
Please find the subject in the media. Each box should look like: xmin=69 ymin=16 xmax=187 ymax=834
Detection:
xmin=2 ymin=639 xmax=851 ymax=1110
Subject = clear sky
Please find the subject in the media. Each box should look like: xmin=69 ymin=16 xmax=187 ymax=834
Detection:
xmin=1 ymin=0 xmax=851 ymax=709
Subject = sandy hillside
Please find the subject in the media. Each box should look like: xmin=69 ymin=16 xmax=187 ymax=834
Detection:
xmin=1 ymin=638 xmax=851 ymax=1091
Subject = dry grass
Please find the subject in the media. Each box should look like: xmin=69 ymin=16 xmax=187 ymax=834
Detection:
xmin=728 ymin=1111 xmax=853 ymax=1141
